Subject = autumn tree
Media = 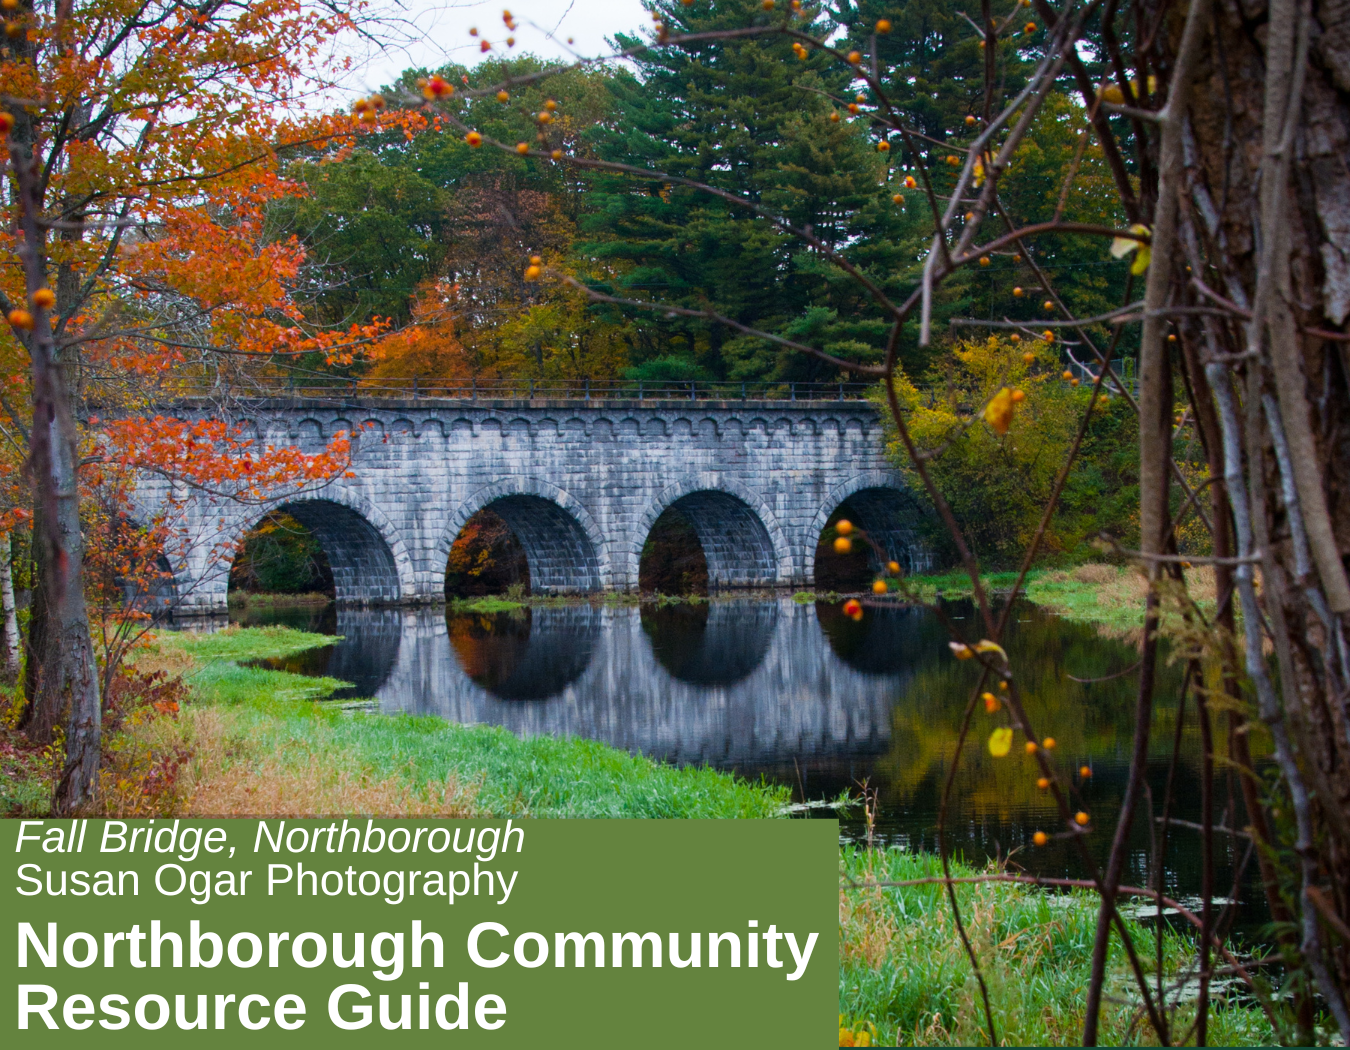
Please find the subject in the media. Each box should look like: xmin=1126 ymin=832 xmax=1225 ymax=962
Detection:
xmin=0 ymin=0 xmax=379 ymax=811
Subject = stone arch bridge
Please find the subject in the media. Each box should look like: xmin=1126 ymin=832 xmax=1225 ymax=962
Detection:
xmin=145 ymin=397 xmax=931 ymax=611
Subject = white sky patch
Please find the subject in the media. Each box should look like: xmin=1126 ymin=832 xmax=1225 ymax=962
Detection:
xmin=334 ymin=0 xmax=652 ymax=96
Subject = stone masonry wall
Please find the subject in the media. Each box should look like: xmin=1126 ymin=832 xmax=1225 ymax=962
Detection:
xmin=140 ymin=398 xmax=931 ymax=609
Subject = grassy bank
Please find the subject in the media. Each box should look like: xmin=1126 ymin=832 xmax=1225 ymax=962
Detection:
xmin=839 ymin=847 xmax=1275 ymax=1046
xmin=904 ymin=562 xmax=1218 ymax=637
xmin=107 ymin=626 xmax=789 ymax=819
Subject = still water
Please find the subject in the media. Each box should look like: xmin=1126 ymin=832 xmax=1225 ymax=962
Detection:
xmin=233 ymin=597 xmax=1266 ymax=934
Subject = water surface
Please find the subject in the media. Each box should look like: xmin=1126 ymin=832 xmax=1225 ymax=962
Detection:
xmin=232 ymin=597 xmax=1267 ymax=937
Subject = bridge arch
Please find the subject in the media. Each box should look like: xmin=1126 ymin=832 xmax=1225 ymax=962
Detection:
xmin=807 ymin=471 xmax=932 ymax=582
xmin=441 ymin=478 xmax=608 ymax=593
xmin=226 ymin=486 xmax=416 ymax=606
xmin=630 ymin=475 xmax=792 ymax=589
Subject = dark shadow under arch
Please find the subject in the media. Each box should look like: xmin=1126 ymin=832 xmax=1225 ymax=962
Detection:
xmin=258 ymin=499 xmax=401 ymax=606
xmin=815 ymin=486 xmax=929 ymax=584
xmin=654 ymin=490 xmax=778 ymax=589
xmin=474 ymin=495 xmax=602 ymax=593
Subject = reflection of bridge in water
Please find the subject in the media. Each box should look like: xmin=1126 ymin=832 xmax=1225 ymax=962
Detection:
xmin=322 ymin=600 xmax=935 ymax=768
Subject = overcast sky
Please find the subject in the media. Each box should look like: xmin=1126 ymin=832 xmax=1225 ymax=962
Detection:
xmin=338 ymin=0 xmax=653 ymax=94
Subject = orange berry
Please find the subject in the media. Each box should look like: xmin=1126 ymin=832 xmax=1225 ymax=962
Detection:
xmin=369 ymin=95 xmax=386 ymax=110
xmin=887 ymin=561 xmax=900 ymax=574
xmin=1011 ymin=389 xmax=1025 ymax=403
xmin=829 ymin=111 xmax=841 ymax=122
xmin=1043 ymin=299 xmax=1054 ymax=310
xmin=964 ymin=211 xmax=975 ymax=221
xmin=945 ymin=154 xmax=959 ymax=165
xmin=998 ymin=680 xmax=1008 ymax=691
xmin=1022 ymin=351 xmax=1034 ymax=364
xmin=545 ymin=99 xmax=558 ymax=111
xmin=982 ymin=692 xmax=1000 ymax=713
xmin=31 ymin=288 xmax=55 ymax=309
xmin=847 ymin=50 xmax=863 ymax=64
xmin=1036 ymin=776 xmax=1050 ymax=790
xmin=1079 ymin=765 xmax=1091 ymax=778
xmin=843 ymin=598 xmax=864 ymax=621
xmin=1013 ymin=286 xmax=1024 ymax=297
xmin=1013 ymin=253 xmax=1022 ymax=262
xmin=1033 ymin=831 xmax=1048 ymax=846
xmin=892 ymin=193 xmax=904 ymax=204
xmin=855 ymin=94 xmax=867 ymax=103
xmin=516 ymin=142 xmax=529 ymax=154
xmin=1062 ymin=370 xmax=1073 ymax=380
xmin=1070 ymin=378 xmax=1080 ymax=387
xmin=848 ymin=103 xmax=860 ymax=115
xmin=1099 ymin=395 xmax=1110 ymax=405
xmin=872 ymin=579 xmax=889 ymax=595
xmin=965 ymin=114 xmax=976 ymax=125
xmin=423 ymin=75 xmax=454 ymax=99
xmin=0 ymin=0 xmax=16 ymax=9
xmin=904 ymin=175 xmax=917 ymax=188
xmin=876 ymin=18 xmax=891 ymax=32
xmin=469 ymin=26 xmax=478 ymax=35
xmin=836 ymin=520 xmax=854 ymax=536
xmin=1043 ymin=737 xmax=1055 ymax=750
xmin=833 ymin=536 xmax=852 ymax=555
xmin=551 ymin=149 xmax=563 ymax=160
xmin=979 ymin=256 xmax=991 ymax=266
xmin=1024 ymin=21 xmax=1037 ymax=33
xmin=480 ymin=39 xmax=491 ymax=51
xmin=877 ymin=141 xmax=890 ymax=152
xmin=8 ymin=308 xmax=33 ymax=330
xmin=0 ymin=111 xmax=13 ymax=134
xmin=1024 ymin=741 xmax=1037 ymax=755
xmin=762 ymin=0 xmax=774 ymax=8
xmin=1010 ymin=334 xmax=1021 ymax=343
xmin=497 ymin=90 xmax=509 ymax=103
xmin=1167 ymin=333 xmax=1177 ymax=342
xmin=465 ymin=131 xmax=483 ymax=147
xmin=524 ymin=265 xmax=541 ymax=280
xmin=529 ymin=255 xmax=542 ymax=265
xmin=1042 ymin=330 xmax=1054 ymax=343
xmin=1075 ymin=811 xmax=1090 ymax=826
xmin=538 ymin=111 xmax=553 ymax=124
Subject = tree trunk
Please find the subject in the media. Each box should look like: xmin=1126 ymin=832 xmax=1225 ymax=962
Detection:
xmin=0 ymin=531 xmax=18 ymax=679
xmin=7 ymin=134 xmax=101 ymax=814
xmin=1183 ymin=0 xmax=1350 ymax=1019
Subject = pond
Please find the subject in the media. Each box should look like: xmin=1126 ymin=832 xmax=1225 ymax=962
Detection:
xmin=226 ymin=596 xmax=1269 ymax=940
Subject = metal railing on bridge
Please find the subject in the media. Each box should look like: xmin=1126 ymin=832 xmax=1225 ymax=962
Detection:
xmin=175 ymin=377 xmax=879 ymax=403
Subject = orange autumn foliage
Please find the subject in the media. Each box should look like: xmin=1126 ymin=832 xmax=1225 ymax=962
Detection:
xmin=362 ymin=280 xmax=488 ymax=384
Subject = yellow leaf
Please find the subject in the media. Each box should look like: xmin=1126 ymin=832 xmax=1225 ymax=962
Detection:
xmin=983 ymin=387 xmax=1015 ymax=435
xmin=973 ymin=639 xmax=1008 ymax=661
xmin=988 ymin=727 xmax=1013 ymax=757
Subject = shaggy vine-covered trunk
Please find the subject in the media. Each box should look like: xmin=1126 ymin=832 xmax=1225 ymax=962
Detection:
xmin=1177 ymin=0 xmax=1350 ymax=1024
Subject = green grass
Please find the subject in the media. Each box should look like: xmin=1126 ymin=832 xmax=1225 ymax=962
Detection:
xmin=154 ymin=625 xmax=339 ymax=663
xmin=840 ymin=847 xmax=1276 ymax=1046
xmin=163 ymin=625 xmax=790 ymax=819
xmin=447 ymin=596 xmax=525 ymax=613
xmin=905 ymin=567 xmax=1153 ymax=634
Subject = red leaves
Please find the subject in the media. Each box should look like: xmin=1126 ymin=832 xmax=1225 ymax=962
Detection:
xmin=93 ymin=415 xmax=355 ymax=506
